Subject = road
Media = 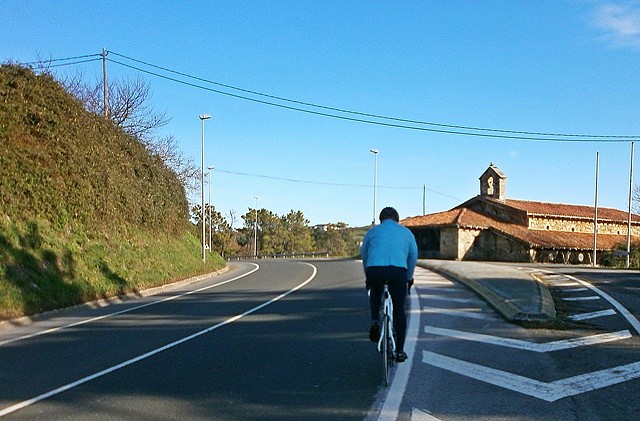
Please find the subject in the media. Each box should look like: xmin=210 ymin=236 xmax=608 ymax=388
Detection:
xmin=400 ymin=264 xmax=640 ymax=421
xmin=1 ymin=260 xmax=639 ymax=420
xmin=0 ymin=260 xmax=381 ymax=420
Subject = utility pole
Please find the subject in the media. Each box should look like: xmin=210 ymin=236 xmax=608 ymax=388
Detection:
xmin=423 ymin=184 xmax=426 ymax=215
xmin=370 ymin=149 xmax=378 ymax=225
xmin=102 ymin=48 xmax=108 ymax=118
xmin=627 ymin=142 xmax=635 ymax=269
xmin=199 ymin=114 xmax=211 ymax=263
xmin=593 ymin=152 xmax=599 ymax=266
xmin=254 ymin=196 xmax=259 ymax=258
xmin=208 ymin=166 xmax=214 ymax=254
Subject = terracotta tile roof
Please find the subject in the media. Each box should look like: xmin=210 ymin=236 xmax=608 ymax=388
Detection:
xmin=503 ymin=198 xmax=640 ymax=222
xmin=403 ymin=209 xmax=468 ymax=228
xmin=402 ymin=207 xmax=635 ymax=251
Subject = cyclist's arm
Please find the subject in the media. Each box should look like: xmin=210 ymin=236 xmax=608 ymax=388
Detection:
xmin=406 ymin=235 xmax=418 ymax=281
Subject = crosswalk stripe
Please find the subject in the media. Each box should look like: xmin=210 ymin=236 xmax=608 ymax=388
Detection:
xmin=422 ymin=308 xmax=494 ymax=320
xmin=563 ymin=296 xmax=601 ymax=301
xmin=568 ymin=309 xmax=617 ymax=321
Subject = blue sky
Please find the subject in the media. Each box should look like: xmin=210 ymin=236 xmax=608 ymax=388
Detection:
xmin=2 ymin=1 xmax=639 ymax=228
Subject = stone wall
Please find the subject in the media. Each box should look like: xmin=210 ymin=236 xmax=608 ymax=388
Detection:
xmin=439 ymin=227 xmax=459 ymax=260
xmin=457 ymin=228 xmax=482 ymax=260
xmin=529 ymin=216 xmax=640 ymax=236
xmin=461 ymin=229 xmax=531 ymax=262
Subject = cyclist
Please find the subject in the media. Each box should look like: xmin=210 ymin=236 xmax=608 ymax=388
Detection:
xmin=361 ymin=207 xmax=418 ymax=362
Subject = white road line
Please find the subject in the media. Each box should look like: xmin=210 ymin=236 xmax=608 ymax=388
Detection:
xmin=422 ymin=351 xmax=640 ymax=402
xmin=537 ymin=270 xmax=640 ymax=335
xmin=0 ymin=263 xmax=317 ymax=418
xmin=422 ymin=308 xmax=493 ymax=321
xmin=564 ymin=288 xmax=589 ymax=292
xmin=415 ymin=284 xmax=464 ymax=295
xmin=564 ymin=274 xmax=640 ymax=335
xmin=423 ymin=326 xmax=631 ymax=352
xmin=569 ymin=309 xmax=617 ymax=321
xmin=552 ymin=282 xmax=580 ymax=287
xmin=411 ymin=407 xmax=442 ymax=421
xmin=377 ymin=275 xmax=421 ymax=421
xmin=563 ymin=296 xmax=601 ymax=301
xmin=0 ymin=263 xmax=261 ymax=347
xmin=417 ymin=281 xmax=455 ymax=287
xmin=421 ymin=295 xmax=475 ymax=304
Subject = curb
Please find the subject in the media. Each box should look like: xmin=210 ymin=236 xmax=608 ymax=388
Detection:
xmin=417 ymin=262 xmax=556 ymax=323
xmin=0 ymin=266 xmax=230 ymax=331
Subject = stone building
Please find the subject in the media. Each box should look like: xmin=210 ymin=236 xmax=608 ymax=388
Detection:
xmin=402 ymin=164 xmax=640 ymax=264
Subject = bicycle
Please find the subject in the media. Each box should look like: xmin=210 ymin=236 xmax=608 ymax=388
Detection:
xmin=378 ymin=283 xmax=396 ymax=386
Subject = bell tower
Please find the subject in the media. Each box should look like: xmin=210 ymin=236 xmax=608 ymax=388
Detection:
xmin=479 ymin=164 xmax=506 ymax=201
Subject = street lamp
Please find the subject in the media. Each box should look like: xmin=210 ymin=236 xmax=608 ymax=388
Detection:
xmin=254 ymin=196 xmax=259 ymax=258
xmin=200 ymin=114 xmax=211 ymax=263
xmin=207 ymin=166 xmax=214 ymax=254
xmin=370 ymin=149 xmax=378 ymax=225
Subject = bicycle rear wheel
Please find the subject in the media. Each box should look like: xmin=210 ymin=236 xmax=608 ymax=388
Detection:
xmin=382 ymin=314 xmax=391 ymax=386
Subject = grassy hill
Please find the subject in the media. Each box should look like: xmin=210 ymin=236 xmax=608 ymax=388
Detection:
xmin=0 ymin=64 xmax=224 ymax=320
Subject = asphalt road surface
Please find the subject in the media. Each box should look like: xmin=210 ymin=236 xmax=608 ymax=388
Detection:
xmin=2 ymin=260 xmax=639 ymax=420
xmin=0 ymin=260 xmax=382 ymax=420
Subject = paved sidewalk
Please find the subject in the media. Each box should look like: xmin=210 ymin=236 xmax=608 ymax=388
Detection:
xmin=417 ymin=260 xmax=556 ymax=322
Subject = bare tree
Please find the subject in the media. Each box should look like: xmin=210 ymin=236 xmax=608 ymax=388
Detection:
xmin=227 ymin=210 xmax=237 ymax=228
xmin=634 ymin=184 xmax=640 ymax=214
xmin=59 ymin=73 xmax=169 ymax=142
xmin=54 ymin=70 xmax=200 ymax=192
xmin=145 ymin=135 xmax=198 ymax=193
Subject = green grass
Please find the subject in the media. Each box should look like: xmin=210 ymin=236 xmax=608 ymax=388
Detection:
xmin=0 ymin=64 xmax=225 ymax=320
xmin=0 ymin=216 xmax=224 ymax=320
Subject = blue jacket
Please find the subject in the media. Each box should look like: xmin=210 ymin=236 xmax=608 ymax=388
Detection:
xmin=361 ymin=219 xmax=418 ymax=281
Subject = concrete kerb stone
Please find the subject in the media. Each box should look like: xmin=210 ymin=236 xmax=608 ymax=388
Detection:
xmin=531 ymin=272 xmax=557 ymax=321
xmin=417 ymin=260 xmax=555 ymax=323
xmin=0 ymin=266 xmax=231 ymax=331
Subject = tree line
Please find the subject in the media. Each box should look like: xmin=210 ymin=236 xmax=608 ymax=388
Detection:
xmin=190 ymin=205 xmax=361 ymax=258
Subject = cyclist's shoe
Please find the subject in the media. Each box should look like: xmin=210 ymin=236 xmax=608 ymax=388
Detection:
xmin=395 ymin=351 xmax=408 ymax=363
xmin=369 ymin=321 xmax=380 ymax=342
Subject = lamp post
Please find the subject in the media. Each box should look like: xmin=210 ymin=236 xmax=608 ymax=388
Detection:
xmin=370 ymin=149 xmax=378 ymax=225
xmin=199 ymin=114 xmax=211 ymax=263
xmin=254 ymin=196 xmax=259 ymax=258
xmin=207 ymin=166 xmax=214 ymax=254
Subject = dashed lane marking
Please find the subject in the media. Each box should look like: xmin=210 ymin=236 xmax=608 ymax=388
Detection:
xmin=568 ymin=309 xmax=617 ymax=321
xmin=564 ymin=288 xmax=589 ymax=292
xmin=562 ymin=296 xmax=601 ymax=301
xmin=422 ymin=308 xmax=494 ymax=321
xmin=535 ymin=270 xmax=640 ymax=335
xmin=420 ymin=295 xmax=476 ymax=304
xmin=553 ymin=282 xmax=581 ymax=287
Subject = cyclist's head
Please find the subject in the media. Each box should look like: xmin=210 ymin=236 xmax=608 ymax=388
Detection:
xmin=379 ymin=207 xmax=400 ymax=223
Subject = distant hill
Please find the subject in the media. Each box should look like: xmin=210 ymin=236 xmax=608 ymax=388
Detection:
xmin=0 ymin=64 xmax=223 ymax=320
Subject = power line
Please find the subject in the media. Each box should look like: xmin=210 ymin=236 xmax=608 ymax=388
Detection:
xmin=106 ymin=50 xmax=640 ymax=142
xmin=215 ymin=168 xmax=463 ymax=201
xmin=14 ymin=51 xmax=639 ymax=142
xmin=18 ymin=54 xmax=102 ymax=66
xmin=29 ymin=58 xmax=103 ymax=69
xmin=108 ymin=57 xmax=634 ymax=142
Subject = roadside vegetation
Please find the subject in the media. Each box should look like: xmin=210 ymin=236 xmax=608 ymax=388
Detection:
xmin=0 ymin=64 xmax=363 ymax=320
xmin=0 ymin=64 xmax=224 ymax=320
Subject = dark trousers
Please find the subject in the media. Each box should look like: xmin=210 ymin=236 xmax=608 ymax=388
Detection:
xmin=366 ymin=266 xmax=408 ymax=352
